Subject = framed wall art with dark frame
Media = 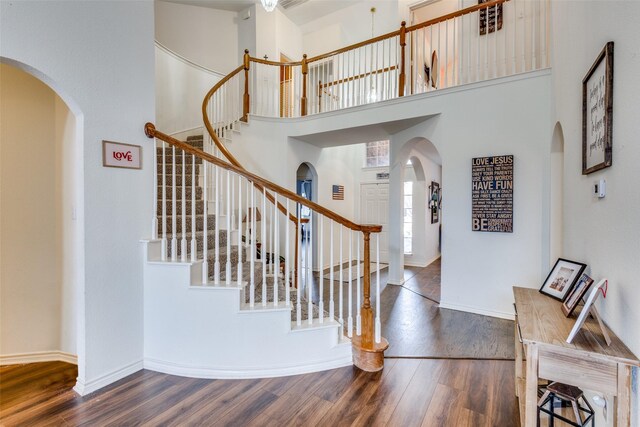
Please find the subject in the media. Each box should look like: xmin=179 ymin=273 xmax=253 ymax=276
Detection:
xmin=561 ymin=273 xmax=594 ymax=317
xmin=582 ymin=41 xmax=613 ymax=175
xmin=539 ymin=258 xmax=587 ymax=302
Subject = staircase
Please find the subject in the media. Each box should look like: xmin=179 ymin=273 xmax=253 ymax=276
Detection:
xmin=143 ymin=0 xmax=550 ymax=378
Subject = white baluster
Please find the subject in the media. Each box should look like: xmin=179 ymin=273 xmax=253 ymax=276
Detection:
xmin=339 ymin=225 xmax=344 ymax=334
xmin=262 ymin=187 xmax=267 ymax=306
xmin=161 ymin=141 xmax=167 ymax=261
xmin=532 ymin=0 xmax=537 ymax=70
xmin=445 ymin=20 xmax=449 ymax=88
xmin=214 ymin=165 xmax=220 ymax=283
xmin=152 ymin=138 xmax=158 ymax=240
xmin=375 ymin=233 xmax=381 ymax=344
xmin=171 ymin=146 xmax=177 ymax=261
xmin=285 ymin=199 xmax=290 ymax=306
xmin=296 ymin=208 xmax=302 ymax=325
xmin=270 ymin=194 xmax=275 ymax=275
xmin=226 ymin=170 xmax=231 ymax=284
xmin=347 ymin=230 xmax=353 ymax=337
xmin=329 ymin=221 xmax=335 ymax=321
xmin=250 ymin=184 xmax=255 ymax=307
xmin=181 ymin=149 xmax=187 ymax=262
xmin=318 ymin=215 xmax=324 ymax=323
xmin=202 ymin=157 xmax=208 ymax=283
xmin=356 ymin=236 xmax=361 ymax=335
xmin=191 ymin=153 xmax=196 ymax=262
xmin=521 ymin=0 xmax=526 ymax=72
xmin=237 ymin=174 xmax=242 ymax=285
xmin=273 ymin=193 xmax=279 ymax=307
xmin=307 ymin=211 xmax=313 ymax=325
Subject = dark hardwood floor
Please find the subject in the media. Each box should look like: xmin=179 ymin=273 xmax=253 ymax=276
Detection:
xmin=1 ymin=259 xmax=520 ymax=426
xmin=0 ymin=359 xmax=519 ymax=426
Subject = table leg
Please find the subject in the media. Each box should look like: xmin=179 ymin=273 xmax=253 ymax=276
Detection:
xmin=615 ymin=363 xmax=631 ymax=426
xmin=525 ymin=344 xmax=539 ymax=427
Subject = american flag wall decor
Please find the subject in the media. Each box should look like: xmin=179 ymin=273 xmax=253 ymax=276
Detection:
xmin=332 ymin=185 xmax=344 ymax=200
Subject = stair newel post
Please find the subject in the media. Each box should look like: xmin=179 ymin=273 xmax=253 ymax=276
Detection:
xmin=301 ymin=54 xmax=308 ymax=116
xmin=171 ymin=145 xmax=177 ymax=261
xmin=296 ymin=210 xmax=302 ymax=325
xmin=399 ymin=21 xmax=407 ymax=97
xmin=191 ymin=150 xmax=196 ymax=262
xmin=261 ymin=187 xmax=267 ymax=306
xmin=273 ymin=193 xmax=279 ymax=307
xmin=161 ymin=139 xmax=167 ymax=261
xmin=361 ymin=230 xmax=373 ymax=348
xmin=352 ymin=226 xmax=389 ymax=372
xmin=242 ymin=49 xmax=250 ymax=122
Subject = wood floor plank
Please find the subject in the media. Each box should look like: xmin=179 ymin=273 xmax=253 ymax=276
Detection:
xmin=352 ymin=358 xmax=421 ymax=426
xmin=284 ymin=395 xmax=335 ymax=427
xmin=421 ymin=383 xmax=465 ymax=427
xmin=386 ymin=359 xmax=446 ymax=427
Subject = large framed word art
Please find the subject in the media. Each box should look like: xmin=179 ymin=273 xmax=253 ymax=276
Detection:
xmin=471 ymin=155 xmax=513 ymax=233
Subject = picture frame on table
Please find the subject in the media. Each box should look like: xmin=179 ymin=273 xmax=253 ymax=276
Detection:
xmin=539 ymin=258 xmax=587 ymax=302
xmin=562 ymin=273 xmax=594 ymax=317
xmin=582 ymin=41 xmax=614 ymax=175
xmin=566 ymin=278 xmax=608 ymax=344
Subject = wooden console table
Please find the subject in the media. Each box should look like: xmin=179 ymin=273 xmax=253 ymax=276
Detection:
xmin=513 ymin=286 xmax=639 ymax=427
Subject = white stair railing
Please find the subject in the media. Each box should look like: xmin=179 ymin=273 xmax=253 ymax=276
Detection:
xmin=146 ymin=123 xmax=387 ymax=371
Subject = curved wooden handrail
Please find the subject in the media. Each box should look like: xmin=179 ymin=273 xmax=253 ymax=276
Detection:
xmin=250 ymin=57 xmax=302 ymax=67
xmin=146 ymin=123 xmax=382 ymax=235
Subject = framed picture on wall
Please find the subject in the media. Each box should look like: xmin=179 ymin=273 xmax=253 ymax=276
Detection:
xmin=429 ymin=181 xmax=440 ymax=224
xmin=539 ymin=258 xmax=587 ymax=302
xmin=562 ymin=273 xmax=594 ymax=317
xmin=582 ymin=42 xmax=614 ymax=175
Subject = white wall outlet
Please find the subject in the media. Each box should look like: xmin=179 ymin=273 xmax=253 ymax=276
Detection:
xmin=594 ymin=178 xmax=606 ymax=198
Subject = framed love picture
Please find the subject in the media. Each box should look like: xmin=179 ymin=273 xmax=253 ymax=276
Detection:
xmin=539 ymin=258 xmax=587 ymax=302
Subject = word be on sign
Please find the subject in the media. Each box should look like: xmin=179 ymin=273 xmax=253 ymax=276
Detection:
xmin=471 ymin=155 xmax=513 ymax=233
xmin=103 ymin=140 xmax=142 ymax=170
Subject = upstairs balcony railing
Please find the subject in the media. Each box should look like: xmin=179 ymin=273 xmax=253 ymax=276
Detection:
xmin=204 ymin=0 xmax=549 ymax=127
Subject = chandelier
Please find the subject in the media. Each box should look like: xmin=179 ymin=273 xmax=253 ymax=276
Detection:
xmin=261 ymin=0 xmax=278 ymax=12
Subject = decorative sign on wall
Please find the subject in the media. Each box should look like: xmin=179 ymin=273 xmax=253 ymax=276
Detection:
xmin=472 ymin=155 xmax=513 ymax=233
xmin=376 ymin=172 xmax=390 ymax=180
xmin=103 ymin=140 xmax=142 ymax=169
xmin=332 ymin=185 xmax=344 ymax=200
xmin=479 ymin=0 xmax=503 ymax=35
xmin=429 ymin=181 xmax=441 ymax=224
xmin=582 ymin=42 xmax=613 ymax=175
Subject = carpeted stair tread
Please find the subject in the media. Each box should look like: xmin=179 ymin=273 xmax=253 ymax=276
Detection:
xmin=157 ymin=214 xmax=216 ymax=233
xmin=157 ymin=199 xmax=204 ymax=215
xmin=157 ymin=186 xmax=203 ymax=201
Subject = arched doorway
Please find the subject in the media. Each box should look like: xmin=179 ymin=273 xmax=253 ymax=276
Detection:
xmin=388 ymin=137 xmax=442 ymax=300
xmin=0 ymin=59 xmax=84 ymax=387
xmin=295 ymin=162 xmax=318 ymax=283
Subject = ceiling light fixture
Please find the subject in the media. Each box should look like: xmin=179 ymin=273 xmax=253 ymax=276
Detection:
xmin=261 ymin=0 xmax=278 ymax=12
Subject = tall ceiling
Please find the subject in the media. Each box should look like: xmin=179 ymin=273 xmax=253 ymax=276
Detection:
xmin=160 ymin=0 xmax=361 ymax=26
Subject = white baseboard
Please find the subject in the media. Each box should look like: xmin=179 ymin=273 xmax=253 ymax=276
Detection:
xmin=386 ymin=278 xmax=405 ymax=286
xmin=0 ymin=351 xmax=77 ymax=365
xmin=144 ymin=354 xmax=352 ymax=380
xmin=439 ymin=301 xmax=515 ymax=320
xmin=73 ymin=359 xmax=143 ymax=396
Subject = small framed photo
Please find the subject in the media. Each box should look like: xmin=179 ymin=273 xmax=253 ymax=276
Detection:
xmin=562 ymin=273 xmax=594 ymax=317
xmin=539 ymin=258 xmax=587 ymax=302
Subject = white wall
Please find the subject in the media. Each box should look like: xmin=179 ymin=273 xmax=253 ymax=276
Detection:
xmin=0 ymin=64 xmax=62 ymax=356
xmin=551 ymin=1 xmax=640 ymax=422
xmin=155 ymin=1 xmax=238 ymax=74
xmin=301 ymin=1 xmax=402 ymax=57
xmin=155 ymin=45 xmax=221 ymax=135
xmin=1 ymin=0 xmax=155 ymax=394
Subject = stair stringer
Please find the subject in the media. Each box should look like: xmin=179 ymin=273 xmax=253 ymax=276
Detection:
xmin=141 ymin=240 xmax=352 ymax=379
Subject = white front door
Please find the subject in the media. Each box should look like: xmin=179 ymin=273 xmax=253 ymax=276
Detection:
xmin=360 ymin=183 xmax=389 ymax=263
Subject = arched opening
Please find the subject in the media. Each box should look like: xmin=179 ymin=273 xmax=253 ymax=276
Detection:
xmin=295 ymin=162 xmax=318 ymax=278
xmin=388 ymin=137 xmax=442 ymax=300
xmin=0 ymin=60 xmax=84 ymax=386
xmin=550 ymin=122 xmax=565 ymax=263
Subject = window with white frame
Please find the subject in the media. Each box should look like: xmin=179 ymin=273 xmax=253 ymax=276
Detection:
xmin=365 ymin=140 xmax=389 ymax=168
xmin=404 ymin=181 xmax=413 ymax=254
